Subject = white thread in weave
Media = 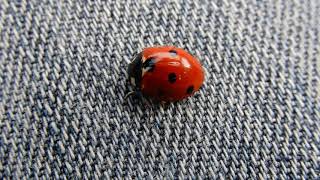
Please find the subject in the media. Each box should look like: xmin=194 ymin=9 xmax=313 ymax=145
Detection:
xmin=0 ymin=0 xmax=319 ymax=179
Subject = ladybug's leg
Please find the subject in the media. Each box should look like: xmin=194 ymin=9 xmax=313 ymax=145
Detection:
xmin=135 ymin=90 xmax=143 ymax=99
xmin=124 ymin=91 xmax=136 ymax=100
xmin=142 ymin=97 xmax=152 ymax=109
xmin=160 ymin=101 xmax=170 ymax=109
xmin=124 ymin=90 xmax=143 ymax=100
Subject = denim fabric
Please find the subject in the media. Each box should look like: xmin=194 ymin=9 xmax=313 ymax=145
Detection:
xmin=0 ymin=0 xmax=319 ymax=179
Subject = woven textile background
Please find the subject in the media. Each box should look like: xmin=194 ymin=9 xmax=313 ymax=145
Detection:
xmin=0 ymin=0 xmax=319 ymax=179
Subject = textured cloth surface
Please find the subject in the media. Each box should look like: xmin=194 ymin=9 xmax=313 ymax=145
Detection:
xmin=0 ymin=0 xmax=320 ymax=179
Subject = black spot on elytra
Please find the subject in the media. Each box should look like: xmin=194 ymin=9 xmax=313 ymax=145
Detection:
xmin=186 ymin=85 xmax=194 ymax=94
xmin=169 ymin=49 xmax=177 ymax=56
xmin=168 ymin=73 xmax=177 ymax=83
xmin=143 ymin=57 xmax=156 ymax=72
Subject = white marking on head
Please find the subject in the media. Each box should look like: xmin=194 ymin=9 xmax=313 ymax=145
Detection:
xmin=130 ymin=77 xmax=136 ymax=86
xmin=142 ymin=67 xmax=152 ymax=77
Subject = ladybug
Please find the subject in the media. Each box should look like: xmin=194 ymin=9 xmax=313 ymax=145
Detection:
xmin=127 ymin=46 xmax=205 ymax=102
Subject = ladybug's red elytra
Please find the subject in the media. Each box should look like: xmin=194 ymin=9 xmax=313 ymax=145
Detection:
xmin=127 ymin=46 xmax=205 ymax=102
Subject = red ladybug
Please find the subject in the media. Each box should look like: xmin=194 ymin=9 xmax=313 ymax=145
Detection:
xmin=127 ymin=46 xmax=205 ymax=102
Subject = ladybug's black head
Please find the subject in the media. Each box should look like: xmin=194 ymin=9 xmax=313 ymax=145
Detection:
xmin=127 ymin=52 xmax=143 ymax=89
